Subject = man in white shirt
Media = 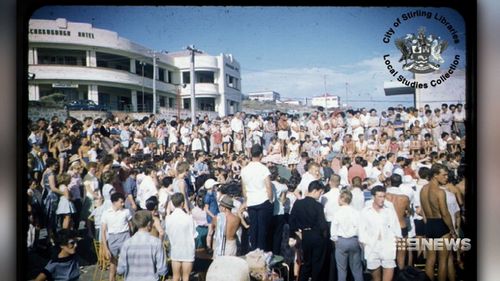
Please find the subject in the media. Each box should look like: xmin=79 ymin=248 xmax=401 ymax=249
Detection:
xmin=359 ymin=186 xmax=401 ymax=281
xmin=136 ymin=166 xmax=158 ymax=210
xmin=294 ymin=162 xmax=321 ymax=199
xmin=453 ymin=103 xmax=466 ymax=137
xmin=321 ymin=174 xmax=342 ymax=281
xmin=382 ymin=152 xmax=396 ymax=178
xmin=230 ymin=112 xmax=244 ymax=137
xmin=101 ymin=193 xmax=132 ymax=281
xmin=331 ymin=190 xmax=364 ymax=281
xmin=321 ymin=174 xmax=341 ymax=225
xmin=349 ymin=177 xmax=365 ymax=212
xmin=240 ymin=144 xmax=273 ymax=251
xmin=164 ymin=193 xmax=198 ymax=281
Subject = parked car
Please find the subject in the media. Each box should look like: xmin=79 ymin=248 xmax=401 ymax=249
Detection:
xmin=64 ymin=100 xmax=107 ymax=111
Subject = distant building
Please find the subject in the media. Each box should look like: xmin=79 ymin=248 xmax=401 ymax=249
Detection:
xmin=278 ymin=98 xmax=302 ymax=106
xmin=311 ymin=94 xmax=340 ymax=108
xmin=383 ymin=69 xmax=466 ymax=109
xmin=247 ymin=91 xmax=280 ymax=102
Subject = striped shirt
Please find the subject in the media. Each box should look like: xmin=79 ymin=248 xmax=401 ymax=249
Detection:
xmin=117 ymin=231 xmax=168 ymax=281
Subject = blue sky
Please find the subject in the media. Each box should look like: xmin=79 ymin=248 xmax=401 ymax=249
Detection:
xmin=31 ymin=6 xmax=466 ymax=110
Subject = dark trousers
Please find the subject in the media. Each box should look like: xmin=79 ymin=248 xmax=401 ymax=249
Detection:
xmin=329 ymin=240 xmax=338 ymax=281
xmin=300 ymin=230 xmax=327 ymax=281
xmin=71 ymin=199 xmax=82 ymax=230
xmin=248 ymin=200 xmax=273 ymax=251
xmin=270 ymin=214 xmax=286 ymax=255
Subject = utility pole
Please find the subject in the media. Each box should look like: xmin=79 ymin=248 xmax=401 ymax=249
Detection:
xmin=324 ymin=75 xmax=327 ymax=110
xmin=139 ymin=61 xmax=146 ymax=112
xmin=345 ymin=82 xmax=349 ymax=109
xmin=152 ymin=51 xmax=157 ymax=114
xmin=186 ymin=45 xmax=202 ymax=124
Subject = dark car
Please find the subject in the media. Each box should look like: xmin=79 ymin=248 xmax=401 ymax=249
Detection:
xmin=64 ymin=100 xmax=107 ymax=111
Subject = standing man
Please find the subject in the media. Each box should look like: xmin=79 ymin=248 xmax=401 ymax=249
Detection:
xmin=212 ymin=195 xmax=241 ymax=258
xmin=117 ymin=210 xmax=168 ymax=281
xmin=453 ymin=103 xmax=466 ymax=137
xmin=331 ymin=190 xmax=364 ymax=281
xmin=322 ymin=174 xmax=341 ymax=281
xmin=420 ymin=164 xmax=457 ymax=281
xmin=385 ymin=174 xmax=411 ymax=270
xmin=294 ymin=162 xmax=321 ymax=199
xmin=240 ymin=144 xmax=273 ymax=251
xmin=101 ymin=193 xmax=133 ymax=281
xmin=440 ymin=104 xmax=453 ymax=135
xmin=290 ymin=180 xmax=329 ymax=281
xmin=277 ymin=113 xmax=290 ymax=157
xmin=359 ymin=186 xmax=401 ymax=281
xmin=164 ymin=193 xmax=198 ymax=281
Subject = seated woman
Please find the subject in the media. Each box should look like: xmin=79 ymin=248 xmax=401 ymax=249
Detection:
xmin=262 ymin=137 xmax=283 ymax=165
xmin=34 ymin=229 xmax=81 ymax=281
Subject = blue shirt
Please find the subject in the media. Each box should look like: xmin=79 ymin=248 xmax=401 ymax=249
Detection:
xmin=204 ymin=191 xmax=219 ymax=223
xmin=42 ymin=254 xmax=80 ymax=281
xmin=117 ymin=231 xmax=168 ymax=281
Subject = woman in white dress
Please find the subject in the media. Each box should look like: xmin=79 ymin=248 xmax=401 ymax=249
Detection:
xmin=263 ymin=137 xmax=283 ymax=165
xmin=287 ymin=137 xmax=301 ymax=168
xmin=168 ymin=120 xmax=179 ymax=152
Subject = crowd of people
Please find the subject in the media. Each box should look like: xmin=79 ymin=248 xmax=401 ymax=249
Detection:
xmin=26 ymin=103 xmax=468 ymax=281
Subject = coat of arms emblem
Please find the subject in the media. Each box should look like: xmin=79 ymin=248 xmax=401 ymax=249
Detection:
xmin=395 ymin=27 xmax=448 ymax=74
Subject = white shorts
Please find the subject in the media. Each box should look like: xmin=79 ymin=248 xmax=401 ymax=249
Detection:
xmin=365 ymin=241 xmax=397 ymax=270
xmin=366 ymin=258 xmax=396 ymax=270
xmin=278 ymin=130 xmax=289 ymax=140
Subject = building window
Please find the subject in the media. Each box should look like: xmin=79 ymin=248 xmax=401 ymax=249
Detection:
xmin=159 ymin=97 xmax=166 ymax=107
xmin=37 ymin=48 xmax=86 ymax=66
xmin=227 ymin=75 xmax=239 ymax=89
xmin=158 ymin=68 xmax=165 ymax=82
xmin=167 ymin=71 xmax=173 ymax=83
xmin=169 ymin=98 xmax=175 ymax=108
xmin=196 ymin=71 xmax=215 ymax=83
xmin=182 ymin=72 xmax=190 ymax=84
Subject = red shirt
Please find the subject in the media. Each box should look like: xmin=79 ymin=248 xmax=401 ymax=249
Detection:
xmin=348 ymin=163 xmax=367 ymax=184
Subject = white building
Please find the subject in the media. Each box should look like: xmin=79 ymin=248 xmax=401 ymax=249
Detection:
xmin=247 ymin=91 xmax=280 ymax=102
xmin=311 ymin=94 xmax=340 ymax=108
xmin=278 ymin=98 xmax=301 ymax=106
xmin=27 ymin=18 xmax=242 ymax=116
xmin=383 ymin=69 xmax=466 ymax=109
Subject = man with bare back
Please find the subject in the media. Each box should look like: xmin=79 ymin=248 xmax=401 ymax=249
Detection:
xmin=212 ymin=195 xmax=241 ymax=258
xmin=420 ymin=164 xmax=457 ymax=281
xmin=385 ymin=174 xmax=411 ymax=270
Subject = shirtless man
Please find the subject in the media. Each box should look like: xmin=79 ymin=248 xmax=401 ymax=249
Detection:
xmin=420 ymin=164 xmax=457 ymax=281
xmin=212 ymin=195 xmax=241 ymax=258
xmin=277 ymin=113 xmax=290 ymax=157
xmin=385 ymin=174 xmax=411 ymax=270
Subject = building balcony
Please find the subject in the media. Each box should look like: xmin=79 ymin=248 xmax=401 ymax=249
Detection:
xmin=28 ymin=64 xmax=177 ymax=93
xmin=179 ymin=83 xmax=220 ymax=98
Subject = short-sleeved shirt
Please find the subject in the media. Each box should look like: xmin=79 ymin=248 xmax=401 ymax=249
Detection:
xmin=204 ymin=191 xmax=219 ymax=223
xmin=241 ymin=161 xmax=271 ymax=207
xmin=101 ymin=208 xmax=132 ymax=234
xmin=42 ymin=254 xmax=80 ymax=281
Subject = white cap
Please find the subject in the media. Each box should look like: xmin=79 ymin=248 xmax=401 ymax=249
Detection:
xmin=204 ymin=179 xmax=220 ymax=190
xmin=321 ymin=139 xmax=328 ymax=145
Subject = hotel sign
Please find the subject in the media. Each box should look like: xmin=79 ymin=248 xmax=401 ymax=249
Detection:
xmin=52 ymin=83 xmax=79 ymax=88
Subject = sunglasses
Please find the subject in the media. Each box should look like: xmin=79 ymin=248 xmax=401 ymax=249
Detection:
xmin=67 ymin=239 xmax=78 ymax=247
